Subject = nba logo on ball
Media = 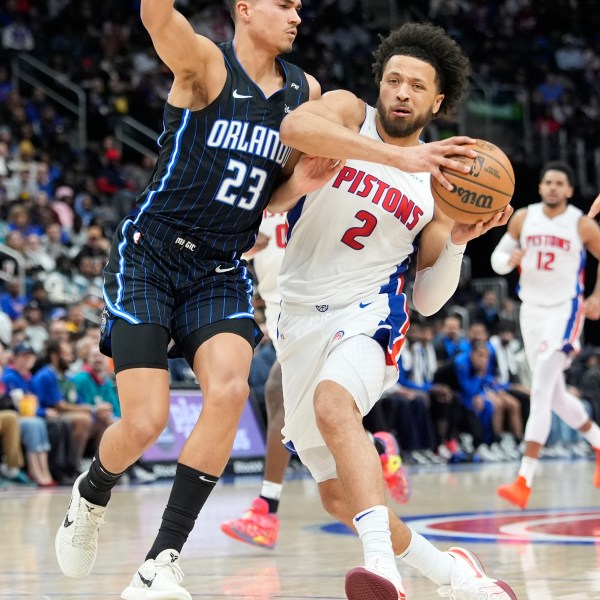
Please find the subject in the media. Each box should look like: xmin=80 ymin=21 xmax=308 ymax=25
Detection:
xmin=333 ymin=330 xmax=345 ymax=342
xmin=430 ymin=139 xmax=515 ymax=224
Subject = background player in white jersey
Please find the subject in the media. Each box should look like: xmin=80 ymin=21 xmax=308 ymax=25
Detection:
xmin=491 ymin=161 xmax=600 ymax=509
xmin=271 ymin=22 xmax=516 ymax=600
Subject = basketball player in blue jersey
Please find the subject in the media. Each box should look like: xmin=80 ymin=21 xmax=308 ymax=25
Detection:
xmin=493 ymin=162 xmax=600 ymax=509
xmin=269 ymin=23 xmax=517 ymax=600
xmin=54 ymin=3 xmax=483 ymax=599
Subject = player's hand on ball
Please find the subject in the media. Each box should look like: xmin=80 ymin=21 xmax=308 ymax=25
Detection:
xmin=450 ymin=205 xmax=513 ymax=245
xmin=583 ymin=295 xmax=600 ymax=320
xmin=293 ymin=155 xmax=345 ymax=195
xmin=401 ymin=136 xmax=478 ymax=189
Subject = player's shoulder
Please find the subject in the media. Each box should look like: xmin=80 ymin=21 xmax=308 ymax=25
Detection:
xmin=321 ymin=90 xmax=366 ymax=128
xmin=507 ymin=206 xmax=528 ymax=237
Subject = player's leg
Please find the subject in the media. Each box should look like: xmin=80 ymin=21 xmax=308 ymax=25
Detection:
xmin=56 ymin=320 xmax=172 ymax=579
xmin=311 ymin=445 xmax=516 ymax=600
xmin=313 ymin=336 xmax=405 ymax=598
xmin=122 ymin=320 xmax=254 ymax=600
xmin=221 ymin=360 xmax=287 ymax=548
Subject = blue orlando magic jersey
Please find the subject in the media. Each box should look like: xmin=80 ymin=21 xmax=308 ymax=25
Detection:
xmin=134 ymin=42 xmax=309 ymax=256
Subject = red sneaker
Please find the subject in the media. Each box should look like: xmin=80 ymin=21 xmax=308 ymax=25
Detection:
xmin=497 ymin=475 xmax=531 ymax=509
xmin=221 ymin=497 xmax=280 ymax=549
xmin=374 ymin=432 xmax=411 ymax=504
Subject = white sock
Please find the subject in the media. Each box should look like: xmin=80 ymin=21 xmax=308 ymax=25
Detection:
xmin=353 ymin=505 xmax=395 ymax=571
xmin=581 ymin=422 xmax=600 ymax=450
xmin=397 ymin=528 xmax=454 ymax=586
xmin=260 ymin=480 xmax=283 ymax=500
xmin=518 ymin=456 xmax=538 ymax=487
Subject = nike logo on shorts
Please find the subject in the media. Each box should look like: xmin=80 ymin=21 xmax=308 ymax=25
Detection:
xmin=233 ymin=89 xmax=252 ymax=99
xmin=359 ymin=301 xmax=373 ymax=308
xmin=215 ymin=265 xmax=236 ymax=274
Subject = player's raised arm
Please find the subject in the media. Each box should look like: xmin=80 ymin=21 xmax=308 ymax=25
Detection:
xmin=141 ymin=0 xmax=224 ymax=106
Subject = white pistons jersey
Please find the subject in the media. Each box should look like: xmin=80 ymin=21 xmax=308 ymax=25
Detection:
xmin=278 ymin=105 xmax=435 ymax=308
xmin=254 ymin=209 xmax=287 ymax=307
xmin=518 ymin=203 xmax=584 ymax=306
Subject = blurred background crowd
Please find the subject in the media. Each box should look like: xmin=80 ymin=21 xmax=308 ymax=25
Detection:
xmin=1 ymin=0 xmax=599 ymax=487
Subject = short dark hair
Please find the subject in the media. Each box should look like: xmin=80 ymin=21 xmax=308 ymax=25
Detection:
xmin=226 ymin=0 xmax=238 ymax=20
xmin=371 ymin=22 xmax=471 ymax=114
xmin=540 ymin=161 xmax=575 ymax=187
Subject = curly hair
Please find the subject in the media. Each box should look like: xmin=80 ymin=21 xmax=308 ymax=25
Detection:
xmin=372 ymin=23 xmax=471 ymax=114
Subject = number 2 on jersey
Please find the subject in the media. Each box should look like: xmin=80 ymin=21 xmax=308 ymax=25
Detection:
xmin=341 ymin=210 xmax=378 ymax=250
xmin=536 ymin=251 xmax=555 ymax=271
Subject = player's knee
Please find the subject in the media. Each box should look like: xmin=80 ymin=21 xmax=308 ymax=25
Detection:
xmin=207 ymin=378 xmax=250 ymax=410
xmin=314 ymin=387 xmax=346 ymax=435
xmin=121 ymin=412 xmax=169 ymax=449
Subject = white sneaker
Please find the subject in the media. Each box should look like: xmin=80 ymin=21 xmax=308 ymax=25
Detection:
xmin=132 ymin=465 xmax=157 ymax=483
xmin=438 ymin=547 xmax=517 ymax=599
xmin=55 ymin=471 xmax=106 ymax=578
xmin=121 ymin=549 xmax=191 ymax=600
xmin=345 ymin=557 xmax=406 ymax=600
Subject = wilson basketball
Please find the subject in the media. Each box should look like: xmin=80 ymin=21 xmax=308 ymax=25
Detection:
xmin=430 ymin=139 xmax=515 ymax=224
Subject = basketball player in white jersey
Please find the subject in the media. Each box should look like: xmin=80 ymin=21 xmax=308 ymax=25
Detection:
xmin=221 ymin=211 xmax=411 ymax=550
xmin=269 ymin=22 xmax=517 ymax=600
xmin=492 ymin=161 xmax=600 ymax=509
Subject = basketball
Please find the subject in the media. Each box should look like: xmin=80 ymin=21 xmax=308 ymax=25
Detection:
xmin=430 ymin=139 xmax=515 ymax=224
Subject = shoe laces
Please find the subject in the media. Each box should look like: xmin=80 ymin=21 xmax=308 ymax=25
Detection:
xmin=156 ymin=559 xmax=185 ymax=585
xmin=72 ymin=505 xmax=105 ymax=548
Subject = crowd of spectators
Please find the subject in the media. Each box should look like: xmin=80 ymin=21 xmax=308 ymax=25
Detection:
xmin=1 ymin=0 xmax=600 ymax=485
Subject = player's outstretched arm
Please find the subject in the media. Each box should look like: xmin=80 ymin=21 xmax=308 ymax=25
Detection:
xmin=280 ymin=90 xmax=478 ymax=189
xmin=587 ymin=193 xmax=600 ymax=219
xmin=141 ymin=0 xmax=223 ymax=104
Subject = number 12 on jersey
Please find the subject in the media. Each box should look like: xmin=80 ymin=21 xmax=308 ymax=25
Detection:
xmin=536 ymin=251 xmax=555 ymax=271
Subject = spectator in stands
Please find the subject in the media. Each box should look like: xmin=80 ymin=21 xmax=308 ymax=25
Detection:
xmin=0 ymin=277 xmax=27 ymax=319
xmin=31 ymin=339 xmax=96 ymax=468
xmin=0 ymin=405 xmax=32 ymax=485
xmin=22 ymin=300 xmax=48 ymax=353
xmin=469 ymin=289 xmax=501 ymax=335
xmin=41 ymin=221 xmax=71 ymax=262
xmin=1 ymin=340 xmax=54 ymax=486
xmin=433 ymin=315 xmax=469 ymax=365
xmin=454 ymin=341 xmax=522 ymax=460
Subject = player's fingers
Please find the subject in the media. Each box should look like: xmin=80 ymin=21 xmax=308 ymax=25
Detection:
xmin=445 ymin=144 xmax=478 ymax=159
xmin=441 ymin=135 xmax=477 ymax=146
xmin=443 ymin=157 xmax=472 ymax=174
xmin=431 ymin=169 xmax=454 ymax=191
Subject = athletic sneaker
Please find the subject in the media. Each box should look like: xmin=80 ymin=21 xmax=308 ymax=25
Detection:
xmin=55 ymin=471 xmax=106 ymax=578
xmin=497 ymin=475 xmax=531 ymax=509
xmin=121 ymin=549 xmax=191 ymax=600
xmin=438 ymin=547 xmax=517 ymax=599
xmin=220 ymin=497 xmax=280 ymax=549
xmin=594 ymin=449 xmax=600 ymax=488
xmin=374 ymin=431 xmax=411 ymax=504
xmin=345 ymin=557 xmax=406 ymax=600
